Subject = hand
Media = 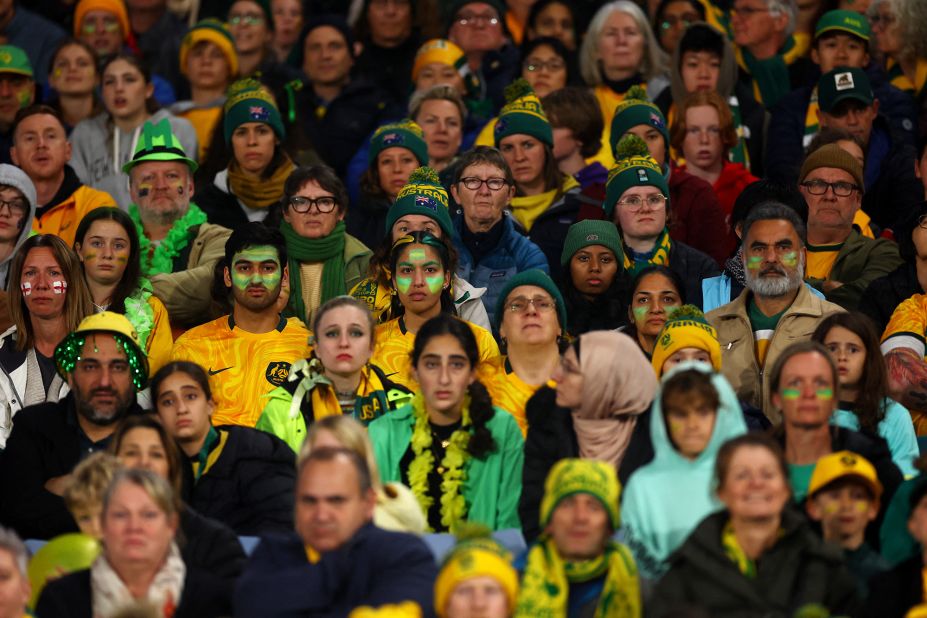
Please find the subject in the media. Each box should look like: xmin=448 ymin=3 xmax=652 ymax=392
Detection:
xmin=823 ymin=280 xmax=844 ymax=293
xmin=885 ymin=348 xmax=927 ymax=410
xmin=44 ymin=474 xmax=71 ymax=496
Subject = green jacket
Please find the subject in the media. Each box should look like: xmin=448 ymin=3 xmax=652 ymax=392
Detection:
xmin=806 ymin=228 xmax=904 ymax=310
xmin=368 ymin=403 xmax=524 ymax=531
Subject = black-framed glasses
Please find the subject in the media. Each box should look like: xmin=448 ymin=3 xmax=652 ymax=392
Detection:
xmin=288 ymin=196 xmax=338 ymax=213
xmin=459 ymin=177 xmax=507 ymax=191
xmin=617 ymin=194 xmax=667 ymax=212
xmin=0 ymin=198 xmax=27 ymax=217
xmin=523 ymin=58 xmax=566 ymax=72
xmin=800 ymin=179 xmax=859 ymax=197
xmin=507 ymin=296 xmax=556 ymax=314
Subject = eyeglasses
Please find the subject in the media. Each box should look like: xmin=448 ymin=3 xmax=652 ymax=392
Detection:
xmin=0 ymin=198 xmax=27 ymax=217
xmin=456 ymin=13 xmax=499 ymax=27
xmin=523 ymin=58 xmax=566 ymax=73
xmin=81 ymin=20 xmax=120 ymax=34
xmin=229 ymin=13 xmax=264 ymax=26
xmin=288 ymin=195 xmax=338 ymax=213
xmin=74 ymin=359 xmax=130 ymax=376
xmin=617 ymin=194 xmax=667 ymax=212
xmin=507 ymin=296 xmax=556 ymax=314
xmin=800 ymin=179 xmax=859 ymax=197
xmin=459 ymin=176 xmax=507 ymax=191
xmin=660 ymin=13 xmax=699 ymax=30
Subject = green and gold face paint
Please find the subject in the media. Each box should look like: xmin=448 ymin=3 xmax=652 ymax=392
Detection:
xmin=781 ymin=388 xmax=801 ymax=400
xmin=781 ymin=251 xmax=798 ymax=267
xmin=815 ymin=387 xmax=833 ymax=400
xmin=746 ymin=255 xmax=763 ymax=270
xmin=231 ymin=245 xmax=281 ymax=290
xmin=395 ymin=245 xmax=444 ymax=295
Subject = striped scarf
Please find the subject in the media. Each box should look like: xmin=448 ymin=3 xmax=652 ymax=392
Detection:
xmin=622 ymin=228 xmax=672 ymax=277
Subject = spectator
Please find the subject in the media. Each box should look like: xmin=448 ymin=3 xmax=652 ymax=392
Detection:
xmin=109 ymin=414 xmax=248 ymax=581
xmin=868 ymin=0 xmax=927 ymax=129
xmin=0 ymin=0 xmax=65 ymax=87
xmin=0 ymin=528 xmax=30 ymax=618
xmin=195 ymin=79 xmax=295 ymax=233
xmin=765 ymin=10 xmax=918 ymax=186
xmin=36 ymin=469 xmax=232 ymax=617
xmin=604 ymin=134 xmax=719 ymax=308
xmin=11 ymin=105 xmax=115 ymax=246
xmin=410 ymin=85 xmax=467 ymax=173
xmin=805 ymin=451 xmax=889 ymax=596
xmin=369 ymin=313 xmax=523 ymax=532
xmin=579 ymin=2 xmax=668 ymax=132
xmin=0 ymin=164 xmax=36 ymax=289
xmin=730 ymin=0 xmax=815 ymax=110
xmin=812 ymin=312 xmax=919 ymax=477
xmin=125 ymin=0 xmax=187 ymax=95
xmin=495 ymin=79 xmax=580 ymax=282
xmin=171 ymin=225 xmax=310 ymax=428
xmin=258 ymin=296 xmax=412 ymax=451
xmin=650 ymin=433 xmax=860 ymax=616
xmin=270 ymin=0 xmax=303 ymax=63
xmin=434 ymin=527 xmax=518 ymax=618
xmin=353 ymin=0 xmax=420 ymax=105
xmin=518 ymin=36 xmax=570 ymax=99
xmin=61 ymin=451 xmax=119 ymax=540
xmin=541 ymin=87 xmax=608 ymax=203
xmin=0 ymin=235 xmax=92 ymax=447
xmin=515 ymin=458 xmax=641 ymax=616
xmin=295 ymin=15 xmax=395 ymax=177
xmin=69 ymin=54 xmax=198 ymax=210
xmin=350 ymin=119 xmax=428 ymax=249
xmin=558 ymin=220 xmax=630 ymax=337
xmin=170 ymin=19 xmax=238 ymax=162
xmin=350 ymin=166 xmax=490 ymax=329
xmin=524 ymin=0 xmax=577 ymax=51
xmin=233 ymin=446 xmax=438 ymax=615
xmin=520 ymin=330 xmax=657 ymax=540
xmin=369 ymin=231 xmax=499 ymax=390
xmin=0 ymin=46 xmax=35 ymax=166
xmin=73 ymin=207 xmax=173 ymax=375
xmin=412 ymin=38 xmax=470 ymax=97
xmin=650 ymin=305 xmax=723 ymax=378
xmin=621 ymin=364 xmax=746 ymax=579
xmin=279 ymin=164 xmax=371 ymax=324
xmin=449 ymin=146 xmax=548 ymax=324
xmin=119 ymin=118 xmax=229 ymax=329
xmin=813 ymin=67 xmax=921 ymax=232
xmin=46 ymin=39 xmax=101 ymax=133
xmin=653 ymin=0 xmax=704 ymax=56
xmin=0 ymin=311 xmax=144 ymax=539
xmin=879 ymin=294 xmax=927 ymax=435
xmin=151 ymin=361 xmax=296 ymax=535
xmin=707 ymin=203 xmax=843 ymax=418
xmin=625 ymin=265 xmax=684 ymax=357
xmin=479 ymin=269 xmax=565 ymax=434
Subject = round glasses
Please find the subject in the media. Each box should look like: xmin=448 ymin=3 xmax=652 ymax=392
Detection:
xmin=617 ymin=194 xmax=667 ymax=212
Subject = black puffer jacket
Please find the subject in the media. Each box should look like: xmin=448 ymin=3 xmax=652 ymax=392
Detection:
xmin=180 ymin=507 xmax=246 ymax=581
xmin=859 ymin=262 xmax=924 ymax=333
xmin=346 ymin=194 xmax=391 ymax=251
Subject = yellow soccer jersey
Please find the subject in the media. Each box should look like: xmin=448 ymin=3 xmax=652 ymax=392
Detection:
xmin=371 ymin=316 xmax=500 ymax=390
xmin=881 ymin=293 xmax=927 ymax=358
xmin=477 ymin=356 xmax=542 ymax=436
xmin=171 ymin=315 xmax=311 ymax=427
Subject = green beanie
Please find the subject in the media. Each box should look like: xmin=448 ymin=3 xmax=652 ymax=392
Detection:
xmin=609 ymin=85 xmax=668 ymax=158
xmin=560 ymin=220 xmax=624 ymax=266
xmin=385 ymin=166 xmax=454 ymax=237
xmin=494 ymin=79 xmax=553 ymax=147
xmin=493 ymin=269 xmax=566 ymax=332
xmin=123 ymin=118 xmax=198 ymax=174
xmin=369 ymin=119 xmax=429 ymax=167
xmin=604 ymin=134 xmax=669 ymax=220
xmin=539 ymin=459 xmax=621 ymax=529
xmin=223 ymin=78 xmax=285 ymax=144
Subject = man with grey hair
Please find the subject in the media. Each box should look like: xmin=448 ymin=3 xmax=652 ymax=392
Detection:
xmin=0 ymin=525 xmax=30 ymax=616
xmin=707 ymin=202 xmax=843 ymax=423
xmin=731 ymin=0 xmax=815 ymax=109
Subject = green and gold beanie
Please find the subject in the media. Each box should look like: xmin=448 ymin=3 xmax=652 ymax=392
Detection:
xmin=650 ymin=305 xmax=722 ymax=377
xmin=122 ymin=118 xmax=198 ymax=174
xmin=539 ymin=458 xmax=621 ymax=529
xmin=493 ymin=269 xmax=566 ymax=332
xmin=385 ymin=167 xmax=453 ymax=237
xmin=609 ymin=85 xmax=668 ymax=157
xmin=604 ymin=133 xmax=669 ymax=219
xmin=223 ymin=78 xmax=285 ymax=144
xmin=494 ymin=78 xmax=553 ymax=147
xmin=560 ymin=219 xmax=624 ymax=266
xmin=369 ymin=119 xmax=429 ymax=167
xmin=180 ymin=19 xmax=238 ymax=78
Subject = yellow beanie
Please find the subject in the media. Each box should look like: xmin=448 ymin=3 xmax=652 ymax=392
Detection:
xmin=73 ymin=0 xmax=130 ymax=39
xmin=179 ymin=19 xmax=239 ymax=78
xmin=433 ymin=532 xmax=518 ymax=617
xmin=650 ymin=305 xmax=722 ymax=377
xmin=412 ymin=39 xmax=466 ymax=82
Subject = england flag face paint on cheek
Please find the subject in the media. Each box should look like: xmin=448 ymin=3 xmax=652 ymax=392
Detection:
xmin=51 ymin=280 xmax=67 ymax=295
xmin=20 ymin=282 xmax=31 ymax=296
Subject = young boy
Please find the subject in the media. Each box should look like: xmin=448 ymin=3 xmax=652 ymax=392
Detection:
xmin=805 ymin=450 xmax=887 ymax=595
xmin=61 ymin=452 xmax=121 ymax=540
xmin=541 ymin=87 xmax=608 ymax=202
xmin=620 ymin=365 xmax=747 ymax=579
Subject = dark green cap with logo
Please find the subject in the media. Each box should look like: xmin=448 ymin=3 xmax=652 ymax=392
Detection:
xmin=818 ymin=67 xmax=873 ymax=114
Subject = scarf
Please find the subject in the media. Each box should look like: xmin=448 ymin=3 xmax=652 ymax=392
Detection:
xmin=90 ymin=542 xmax=186 ymax=618
xmin=888 ymin=57 xmax=927 ymax=97
xmin=622 ymin=228 xmax=672 ymax=277
xmin=121 ymin=278 xmax=156 ymax=352
xmin=724 ymin=247 xmax=747 ymax=287
xmin=737 ymin=35 xmax=804 ymax=108
xmin=515 ymin=536 xmax=641 ymax=618
xmin=572 ymin=331 xmax=657 ymax=469
xmin=727 ymin=95 xmax=750 ymax=168
xmin=129 ymin=203 xmax=207 ymax=277
xmin=510 ymin=188 xmax=559 ymax=232
xmin=226 ymin=155 xmax=295 ymax=210
xmin=802 ymin=86 xmax=820 ymax=148
xmin=280 ymin=220 xmax=346 ymax=322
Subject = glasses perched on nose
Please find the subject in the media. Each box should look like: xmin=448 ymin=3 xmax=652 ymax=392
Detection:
xmin=75 ymin=359 xmax=130 ymax=376
xmin=0 ymin=198 xmax=27 ymax=217
xmin=229 ymin=13 xmax=264 ymax=25
xmin=288 ymin=195 xmax=338 ymax=213
xmin=523 ymin=58 xmax=566 ymax=73
xmin=617 ymin=194 xmax=667 ymax=212
xmin=507 ymin=296 xmax=556 ymax=314
xmin=660 ymin=13 xmax=699 ymax=30
xmin=456 ymin=12 xmax=499 ymax=26
xmin=459 ymin=177 xmax=508 ymax=191
xmin=800 ymin=179 xmax=859 ymax=197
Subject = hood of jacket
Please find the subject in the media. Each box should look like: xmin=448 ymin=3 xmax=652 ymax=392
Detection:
xmin=0 ymin=189 xmax=37 ymax=289
xmin=669 ymin=21 xmax=739 ymax=106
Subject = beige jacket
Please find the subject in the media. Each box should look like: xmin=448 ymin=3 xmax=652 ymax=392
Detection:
xmin=707 ymin=284 xmax=844 ymax=424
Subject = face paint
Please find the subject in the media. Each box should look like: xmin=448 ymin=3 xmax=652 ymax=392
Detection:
xmin=816 ymin=388 xmax=833 ymax=400
xmin=781 ymin=388 xmax=801 ymax=400
xmin=137 ymin=182 xmax=152 ymax=198
xmin=823 ymin=502 xmax=839 ymax=515
xmin=172 ymin=180 xmax=186 ymax=196
xmin=632 ymin=306 xmax=648 ymax=321
xmin=230 ymin=245 xmax=281 ymax=291
xmin=396 ymin=274 xmax=412 ymax=294
xmin=52 ymin=280 xmax=67 ymax=295
xmin=854 ymin=501 xmax=869 ymax=513
xmin=15 ymin=90 xmax=30 ymax=108
xmin=668 ymin=418 xmax=684 ymax=434
xmin=747 ymin=256 xmax=763 ymax=270
xmin=425 ymin=273 xmax=444 ymax=294
xmin=781 ymin=251 xmax=798 ymax=267
xmin=408 ymin=248 xmax=427 ymax=261
xmin=664 ymin=305 xmax=680 ymax=318
xmin=53 ymin=68 xmax=62 ymax=78
xmin=20 ymin=281 xmax=31 ymax=296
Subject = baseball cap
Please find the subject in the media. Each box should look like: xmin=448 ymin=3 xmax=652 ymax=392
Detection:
xmin=818 ymin=67 xmax=873 ymax=114
xmin=0 ymin=46 xmax=33 ymax=78
xmin=807 ymin=450 xmax=882 ymax=500
xmin=814 ymin=10 xmax=870 ymax=42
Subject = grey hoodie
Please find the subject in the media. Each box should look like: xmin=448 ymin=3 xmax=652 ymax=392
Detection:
xmin=68 ymin=108 xmax=199 ymax=210
xmin=0 ymin=165 xmax=37 ymax=290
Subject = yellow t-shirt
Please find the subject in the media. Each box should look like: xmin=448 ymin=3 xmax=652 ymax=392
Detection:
xmin=175 ymin=106 xmax=222 ymax=161
xmin=477 ymin=355 xmax=542 ymax=436
xmin=171 ymin=315 xmax=311 ymax=427
xmin=370 ymin=316 xmax=500 ymax=390
xmin=805 ymin=243 xmax=843 ymax=280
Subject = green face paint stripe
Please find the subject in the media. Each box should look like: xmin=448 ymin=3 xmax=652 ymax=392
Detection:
xmin=632 ymin=306 xmax=648 ymax=319
xmin=407 ymin=248 xmax=428 ymax=261
xmin=816 ymin=388 xmax=833 ymax=400
xmin=396 ymin=276 xmax=412 ymax=294
xmin=781 ymin=251 xmax=798 ymax=266
xmin=230 ymin=245 xmax=282 ymax=291
xmin=747 ymin=256 xmax=763 ymax=269
xmin=425 ymin=275 xmax=444 ymax=294
xmin=781 ymin=388 xmax=801 ymax=400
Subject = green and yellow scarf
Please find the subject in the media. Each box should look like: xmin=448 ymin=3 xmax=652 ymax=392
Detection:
xmin=227 ymin=155 xmax=295 ymax=210
xmin=515 ymin=536 xmax=641 ymax=618
xmin=281 ymin=219 xmax=346 ymax=322
xmin=622 ymin=228 xmax=672 ymax=277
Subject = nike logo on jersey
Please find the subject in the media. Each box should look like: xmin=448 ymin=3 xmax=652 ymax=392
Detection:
xmin=208 ymin=366 xmax=233 ymax=376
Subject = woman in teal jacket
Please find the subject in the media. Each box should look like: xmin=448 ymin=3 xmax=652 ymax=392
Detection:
xmin=368 ymin=314 xmax=524 ymax=533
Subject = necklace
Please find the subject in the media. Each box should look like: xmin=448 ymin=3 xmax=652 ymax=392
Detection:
xmin=92 ymin=302 xmax=110 ymax=312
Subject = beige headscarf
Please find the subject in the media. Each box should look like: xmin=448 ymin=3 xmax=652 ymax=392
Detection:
xmin=571 ymin=330 xmax=658 ymax=469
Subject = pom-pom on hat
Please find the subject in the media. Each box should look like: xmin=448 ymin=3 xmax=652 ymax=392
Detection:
xmin=385 ymin=167 xmax=454 ymax=238
xmin=493 ymin=269 xmax=567 ymax=332
xmin=223 ymin=78 xmax=285 ymax=144
xmin=368 ymin=119 xmax=429 ymax=167
xmin=650 ymin=304 xmax=722 ymax=377
xmin=180 ymin=19 xmax=239 ymax=78
xmin=494 ymin=78 xmax=553 ymax=147
xmin=54 ymin=311 xmax=149 ymax=390
xmin=560 ymin=219 xmax=624 ymax=267
xmin=609 ymin=85 xmax=668 ymax=157
xmin=433 ymin=524 xmax=518 ymax=617
xmin=122 ymin=118 xmax=198 ymax=174
xmin=604 ymin=133 xmax=669 ymax=219
xmin=539 ymin=458 xmax=621 ymax=529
